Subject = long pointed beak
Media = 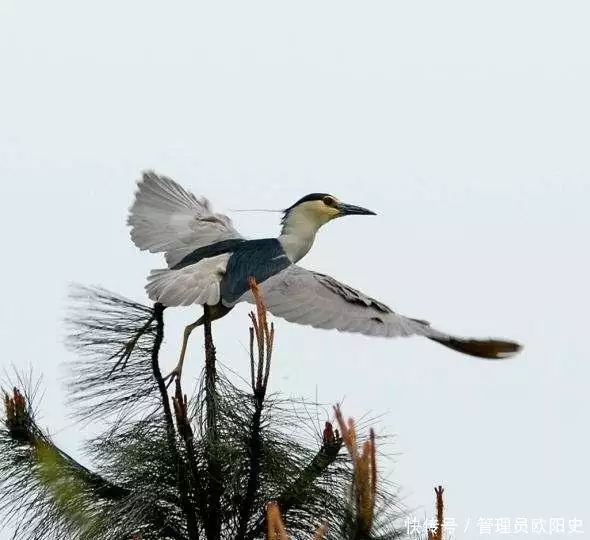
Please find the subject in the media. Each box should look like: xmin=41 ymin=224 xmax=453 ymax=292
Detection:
xmin=337 ymin=202 xmax=377 ymax=216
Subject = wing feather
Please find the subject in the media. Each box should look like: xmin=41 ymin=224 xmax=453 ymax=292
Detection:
xmin=145 ymin=254 xmax=230 ymax=307
xmin=231 ymin=265 xmax=521 ymax=359
xmin=128 ymin=171 xmax=243 ymax=267
xmin=232 ymin=265 xmax=431 ymax=336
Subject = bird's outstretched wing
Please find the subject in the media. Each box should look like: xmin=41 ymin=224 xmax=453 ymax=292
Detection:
xmin=128 ymin=171 xmax=243 ymax=267
xmin=234 ymin=265 xmax=521 ymax=360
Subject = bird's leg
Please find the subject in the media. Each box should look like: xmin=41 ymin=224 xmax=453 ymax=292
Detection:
xmin=164 ymin=303 xmax=233 ymax=386
xmin=164 ymin=316 xmax=204 ymax=386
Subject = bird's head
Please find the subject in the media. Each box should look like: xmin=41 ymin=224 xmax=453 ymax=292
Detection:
xmin=281 ymin=193 xmax=376 ymax=230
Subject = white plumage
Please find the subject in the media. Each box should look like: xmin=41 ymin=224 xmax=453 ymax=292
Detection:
xmin=146 ymin=254 xmax=231 ymax=307
xmin=128 ymin=171 xmax=242 ymax=268
xmin=234 ymin=266 xmax=441 ymax=340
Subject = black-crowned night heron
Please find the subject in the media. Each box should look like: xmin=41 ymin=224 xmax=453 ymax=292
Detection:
xmin=128 ymin=171 xmax=521 ymax=381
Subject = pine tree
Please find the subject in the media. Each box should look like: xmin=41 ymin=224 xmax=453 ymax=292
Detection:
xmin=0 ymin=280 xmax=428 ymax=540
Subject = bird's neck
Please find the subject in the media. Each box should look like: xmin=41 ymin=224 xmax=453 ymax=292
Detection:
xmin=278 ymin=215 xmax=320 ymax=263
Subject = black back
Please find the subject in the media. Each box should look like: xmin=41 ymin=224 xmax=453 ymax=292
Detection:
xmin=220 ymin=238 xmax=291 ymax=303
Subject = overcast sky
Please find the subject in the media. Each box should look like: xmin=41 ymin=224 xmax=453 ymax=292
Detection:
xmin=1 ymin=2 xmax=589 ymax=539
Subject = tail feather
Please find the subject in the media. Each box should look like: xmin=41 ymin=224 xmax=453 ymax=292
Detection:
xmin=429 ymin=335 xmax=522 ymax=359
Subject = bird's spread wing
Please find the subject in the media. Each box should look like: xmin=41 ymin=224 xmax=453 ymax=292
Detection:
xmin=235 ymin=265 xmax=429 ymax=337
xmin=235 ymin=265 xmax=521 ymax=359
xmin=128 ymin=171 xmax=243 ymax=267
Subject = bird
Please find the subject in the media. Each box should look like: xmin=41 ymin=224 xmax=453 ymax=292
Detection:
xmin=127 ymin=171 xmax=522 ymax=381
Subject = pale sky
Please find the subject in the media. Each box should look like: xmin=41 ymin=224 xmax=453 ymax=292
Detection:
xmin=1 ymin=2 xmax=589 ymax=539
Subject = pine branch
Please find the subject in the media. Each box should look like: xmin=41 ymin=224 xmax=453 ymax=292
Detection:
xmin=3 ymin=389 xmax=129 ymax=500
xmin=151 ymin=303 xmax=200 ymax=540
xmin=203 ymin=305 xmax=223 ymax=540
xmin=172 ymin=378 xmax=207 ymax=526
xmin=4 ymin=282 xmax=410 ymax=540
xmin=65 ymin=285 xmax=161 ymax=423
xmin=427 ymin=486 xmax=444 ymax=540
xmin=86 ymin=415 xmax=189 ymax=540
xmin=277 ymin=422 xmax=343 ymax=515
xmin=335 ymin=406 xmax=381 ymax=540
xmin=246 ymin=422 xmax=343 ymax=540
xmin=262 ymin=409 xmax=408 ymax=540
xmin=2 ymin=386 xmax=185 ymax=540
xmin=236 ymin=280 xmax=274 ymax=540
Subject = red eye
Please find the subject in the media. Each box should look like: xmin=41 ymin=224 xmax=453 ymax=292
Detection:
xmin=323 ymin=196 xmax=335 ymax=207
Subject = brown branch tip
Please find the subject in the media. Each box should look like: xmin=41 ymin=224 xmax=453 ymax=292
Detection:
xmin=333 ymin=405 xmax=377 ymax=535
xmin=248 ymin=277 xmax=268 ymax=337
xmin=4 ymin=387 xmax=29 ymax=433
xmin=428 ymin=485 xmax=445 ymax=540
xmin=266 ymin=502 xmax=327 ymax=540
xmin=172 ymin=379 xmax=193 ymax=441
xmin=248 ymin=277 xmax=275 ymax=394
